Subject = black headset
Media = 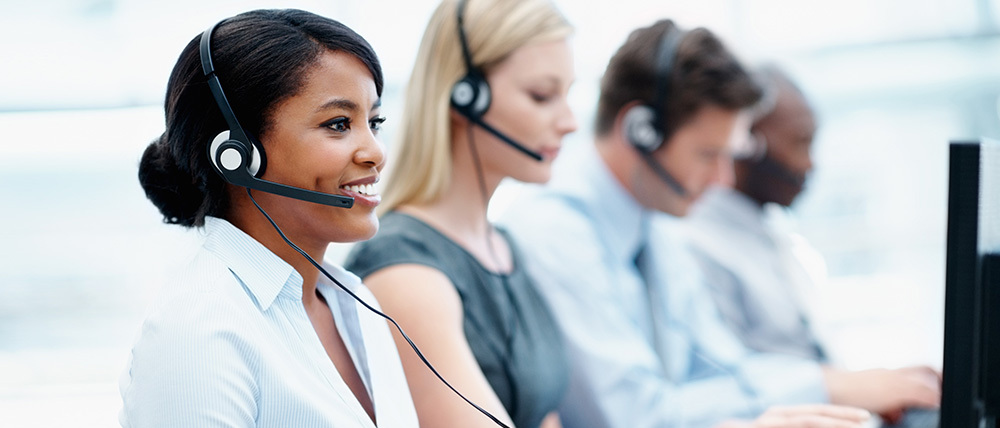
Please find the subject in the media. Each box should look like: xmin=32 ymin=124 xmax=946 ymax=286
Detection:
xmin=198 ymin=17 xmax=512 ymax=428
xmin=449 ymin=0 xmax=544 ymax=162
xmin=199 ymin=20 xmax=354 ymax=208
xmin=449 ymin=0 xmax=530 ymax=418
xmin=621 ymin=26 xmax=689 ymax=197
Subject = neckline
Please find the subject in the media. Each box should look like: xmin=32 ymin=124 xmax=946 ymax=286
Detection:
xmin=388 ymin=211 xmax=517 ymax=278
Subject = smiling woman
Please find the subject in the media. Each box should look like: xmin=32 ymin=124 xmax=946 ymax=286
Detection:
xmin=235 ymin=48 xmax=387 ymax=244
xmin=120 ymin=9 xmax=418 ymax=427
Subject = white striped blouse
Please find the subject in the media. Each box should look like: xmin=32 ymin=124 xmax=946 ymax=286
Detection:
xmin=119 ymin=216 xmax=418 ymax=427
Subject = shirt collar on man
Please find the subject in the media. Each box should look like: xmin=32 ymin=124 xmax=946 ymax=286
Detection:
xmin=694 ymin=186 xmax=770 ymax=239
xmin=202 ymin=216 xmax=303 ymax=310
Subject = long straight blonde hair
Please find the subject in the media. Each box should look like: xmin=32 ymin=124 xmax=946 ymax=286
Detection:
xmin=379 ymin=0 xmax=572 ymax=214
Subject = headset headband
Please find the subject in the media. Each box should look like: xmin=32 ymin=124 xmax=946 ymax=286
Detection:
xmin=200 ymin=21 xmax=253 ymax=146
xmin=456 ymin=0 xmax=476 ymax=73
xmin=651 ymin=27 xmax=684 ymax=134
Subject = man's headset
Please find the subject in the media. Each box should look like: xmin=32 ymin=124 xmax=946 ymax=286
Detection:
xmin=449 ymin=0 xmax=544 ymax=162
xmin=621 ymin=26 xmax=690 ymax=198
xmin=200 ymin=20 xmax=354 ymax=208
xmin=744 ymin=141 xmax=806 ymax=189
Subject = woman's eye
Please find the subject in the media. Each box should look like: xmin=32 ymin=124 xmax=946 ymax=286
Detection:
xmin=324 ymin=117 xmax=350 ymax=132
xmin=530 ymin=92 xmax=553 ymax=103
xmin=369 ymin=116 xmax=386 ymax=132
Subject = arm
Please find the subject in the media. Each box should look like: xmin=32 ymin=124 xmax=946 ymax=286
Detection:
xmin=716 ymin=405 xmax=871 ymax=428
xmin=677 ymin=246 xmax=828 ymax=413
xmin=679 ymin=222 xmax=941 ymax=416
xmin=540 ymin=412 xmax=562 ymax=428
xmin=822 ymin=366 xmax=941 ymax=415
xmin=363 ymin=264 xmax=515 ymax=428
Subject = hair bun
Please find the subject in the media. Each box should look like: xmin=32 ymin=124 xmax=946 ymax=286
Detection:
xmin=138 ymin=136 xmax=207 ymax=226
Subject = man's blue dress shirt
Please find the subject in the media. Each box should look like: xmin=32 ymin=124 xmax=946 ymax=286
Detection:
xmin=501 ymin=143 xmax=827 ymax=428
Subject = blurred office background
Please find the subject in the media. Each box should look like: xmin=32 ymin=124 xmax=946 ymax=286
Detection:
xmin=1 ymin=0 xmax=998 ymax=426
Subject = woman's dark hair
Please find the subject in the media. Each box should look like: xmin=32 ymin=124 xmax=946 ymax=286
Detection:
xmin=138 ymin=9 xmax=384 ymax=227
xmin=594 ymin=19 xmax=762 ymax=140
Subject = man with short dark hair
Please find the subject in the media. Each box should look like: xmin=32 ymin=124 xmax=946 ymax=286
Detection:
xmin=502 ymin=20 xmax=939 ymax=428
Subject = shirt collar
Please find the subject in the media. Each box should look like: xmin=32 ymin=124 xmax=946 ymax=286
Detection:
xmin=202 ymin=216 xmax=302 ymax=310
xmin=694 ymin=186 xmax=769 ymax=237
xmin=551 ymin=143 xmax=651 ymax=260
xmin=315 ymin=263 xmax=364 ymax=299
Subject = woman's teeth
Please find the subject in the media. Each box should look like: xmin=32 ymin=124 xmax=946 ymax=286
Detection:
xmin=342 ymin=184 xmax=377 ymax=196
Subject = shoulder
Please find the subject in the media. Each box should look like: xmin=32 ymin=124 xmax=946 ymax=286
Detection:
xmin=347 ymin=212 xmax=465 ymax=312
xmin=501 ymin=190 xmax=604 ymax=269
xmin=363 ymin=263 xmax=466 ymax=336
xmin=345 ymin=212 xmax=455 ymax=279
xmin=135 ymin=248 xmax=263 ymax=365
xmin=121 ymin=249 xmax=263 ymax=423
xmin=501 ymin=187 xmax=596 ymax=247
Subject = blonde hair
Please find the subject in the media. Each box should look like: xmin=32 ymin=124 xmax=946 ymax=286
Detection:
xmin=379 ymin=0 xmax=572 ymax=214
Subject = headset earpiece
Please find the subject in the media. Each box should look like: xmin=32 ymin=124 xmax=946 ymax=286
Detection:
xmin=198 ymin=19 xmax=352 ymax=208
xmin=200 ymin=20 xmax=267 ymax=180
xmin=624 ymin=26 xmax=684 ymax=154
xmin=624 ymin=105 xmax=664 ymax=153
xmin=451 ymin=72 xmax=492 ymax=118
xmin=448 ymin=0 xmax=542 ymax=162
xmin=623 ymin=25 xmax=691 ymax=197
xmin=450 ymin=0 xmax=491 ymax=122
xmin=209 ymin=130 xmax=262 ymax=177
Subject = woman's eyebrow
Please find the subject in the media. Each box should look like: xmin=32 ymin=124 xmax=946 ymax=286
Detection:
xmin=316 ymin=98 xmax=359 ymax=113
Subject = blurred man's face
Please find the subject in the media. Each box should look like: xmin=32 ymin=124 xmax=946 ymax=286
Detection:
xmin=737 ymin=88 xmax=816 ymax=207
xmin=632 ymin=104 xmax=749 ymax=216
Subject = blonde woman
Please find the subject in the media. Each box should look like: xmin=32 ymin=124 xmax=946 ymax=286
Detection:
xmin=344 ymin=0 xmax=576 ymax=427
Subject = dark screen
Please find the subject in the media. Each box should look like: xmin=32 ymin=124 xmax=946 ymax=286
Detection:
xmin=940 ymin=138 xmax=1000 ymax=428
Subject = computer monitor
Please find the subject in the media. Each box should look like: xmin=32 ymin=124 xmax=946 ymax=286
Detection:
xmin=940 ymin=138 xmax=1000 ymax=427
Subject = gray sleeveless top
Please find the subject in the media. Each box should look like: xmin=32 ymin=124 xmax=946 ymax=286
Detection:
xmin=344 ymin=212 xmax=568 ymax=428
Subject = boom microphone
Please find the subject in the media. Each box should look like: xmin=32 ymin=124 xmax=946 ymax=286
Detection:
xmin=209 ymin=133 xmax=355 ymax=208
xmin=749 ymin=153 xmax=806 ymax=188
xmin=463 ymin=112 xmax=544 ymax=162
xmin=639 ymin=151 xmax=689 ymax=198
